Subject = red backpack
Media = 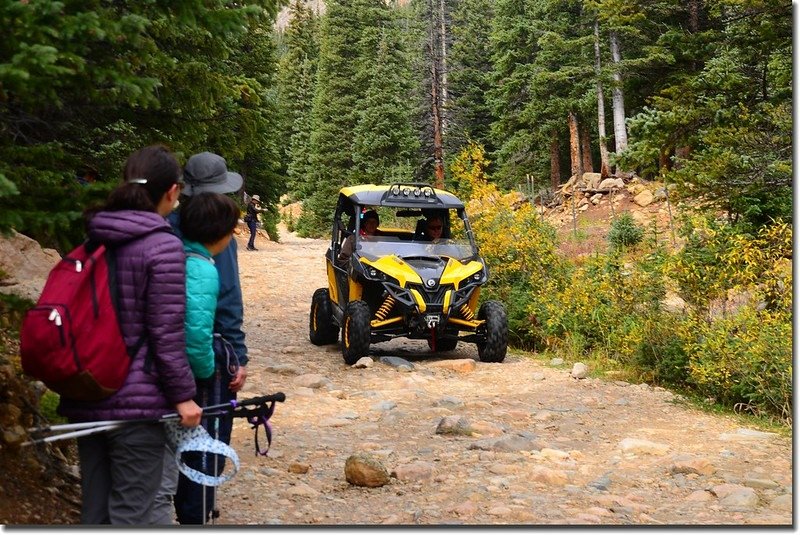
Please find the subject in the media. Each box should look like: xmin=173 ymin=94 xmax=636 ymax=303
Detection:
xmin=20 ymin=241 xmax=134 ymax=401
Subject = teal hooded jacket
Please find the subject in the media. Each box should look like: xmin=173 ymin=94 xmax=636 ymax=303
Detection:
xmin=184 ymin=240 xmax=218 ymax=380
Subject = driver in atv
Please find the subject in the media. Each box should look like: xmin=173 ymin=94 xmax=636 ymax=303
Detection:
xmin=419 ymin=214 xmax=444 ymax=242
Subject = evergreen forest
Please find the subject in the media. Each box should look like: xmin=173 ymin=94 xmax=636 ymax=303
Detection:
xmin=0 ymin=0 xmax=792 ymax=423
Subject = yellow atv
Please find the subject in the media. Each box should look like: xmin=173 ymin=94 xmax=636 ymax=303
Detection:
xmin=309 ymin=183 xmax=508 ymax=365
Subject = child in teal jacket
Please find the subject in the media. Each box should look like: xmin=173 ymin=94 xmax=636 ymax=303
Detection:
xmin=151 ymin=191 xmax=240 ymax=524
xmin=182 ymin=193 xmax=241 ymax=379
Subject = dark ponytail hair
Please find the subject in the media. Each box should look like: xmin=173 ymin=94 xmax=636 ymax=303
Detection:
xmin=103 ymin=144 xmax=181 ymax=212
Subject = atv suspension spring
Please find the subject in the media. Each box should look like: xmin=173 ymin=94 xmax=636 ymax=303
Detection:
xmin=374 ymin=295 xmax=396 ymax=321
xmin=459 ymin=303 xmax=475 ymax=321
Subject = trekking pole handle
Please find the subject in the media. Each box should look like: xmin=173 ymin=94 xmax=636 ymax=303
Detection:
xmin=158 ymin=393 xmax=287 ymax=421
xmin=238 ymin=392 xmax=286 ymax=405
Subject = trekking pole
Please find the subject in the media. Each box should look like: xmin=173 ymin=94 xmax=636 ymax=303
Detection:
xmin=200 ymin=381 xmax=210 ymax=526
xmin=22 ymin=423 xmax=123 ymax=445
xmin=210 ymin=367 xmax=223 ymax=525
xmin=23 ymin=394 xmax=286 ymax=447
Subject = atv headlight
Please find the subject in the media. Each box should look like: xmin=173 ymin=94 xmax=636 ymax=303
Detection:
xmin=468 ymin=269 xmax=487 ymax=285
xmin=363 ymin=265 xmax=388 ymax=281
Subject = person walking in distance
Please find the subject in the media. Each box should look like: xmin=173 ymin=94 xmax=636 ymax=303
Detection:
xmin=59 ymin=144 xmax=202 ymax=525
xmin=244 ymin=194 xmax=263 ymax=251
xmin=162 ymin=151 xmax=251 ymax=525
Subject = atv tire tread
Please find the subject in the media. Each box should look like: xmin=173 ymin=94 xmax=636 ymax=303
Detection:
xmin=309 ymin=288 xmax=339 ymax=345
xmin=342 ymin=301 xmax=371 ymax=365
xmin=476 ymin=300 xmax=508 ymax=363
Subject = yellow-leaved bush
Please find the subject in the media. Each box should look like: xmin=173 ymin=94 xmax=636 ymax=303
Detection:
xmin=450 ymin=143 xmax=564 ymax=348
xmin=452 ymin=143 xmax=791 ymax=423
xmin=669 ymin=218 xmax=792 ymax=421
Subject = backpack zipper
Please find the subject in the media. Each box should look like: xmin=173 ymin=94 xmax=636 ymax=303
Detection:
xmin=47 ymin=307 xmax=65 ymax=346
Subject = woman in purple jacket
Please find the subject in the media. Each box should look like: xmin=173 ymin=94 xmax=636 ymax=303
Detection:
xmin=58 ymin=145 xmax=202 ymax=525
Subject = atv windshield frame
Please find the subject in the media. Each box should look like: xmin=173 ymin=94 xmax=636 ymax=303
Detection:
xmin=329 ymin=184 xmax=482 ymax=267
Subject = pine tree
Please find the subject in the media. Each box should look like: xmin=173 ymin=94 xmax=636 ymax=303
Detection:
xmin=447 ymin=0 xmax=496 ymax=161
xmin=352 ymin=22 xmax=420 ymax=185
xmin=618 ymin=0 xmax=792 ymax=227
xmin=276 ymin=1 xmax=320 ymax=199
xmin=299 ymin=0 xmax=392 ymax=236
xmin=0 ymin=0 xmax=283 ymax=249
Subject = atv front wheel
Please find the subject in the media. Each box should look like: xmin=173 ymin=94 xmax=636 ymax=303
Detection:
xmin=341 ymin=300 xmax=371 ymax=365
xmin=309 ymin=288 xmax=338 ymax=345
xmin=476 ymin=301 xmax=508 ymax=363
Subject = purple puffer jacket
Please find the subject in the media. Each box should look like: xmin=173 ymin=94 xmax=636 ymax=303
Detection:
xmin=58 ymin=210 xmax=196 ymax=422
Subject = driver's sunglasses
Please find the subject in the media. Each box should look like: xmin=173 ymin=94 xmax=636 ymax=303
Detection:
xmin=429 ymin=225 xmax=442 ymax=230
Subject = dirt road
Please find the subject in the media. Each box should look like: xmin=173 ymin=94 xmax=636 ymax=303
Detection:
xmin=217 ymin=227 xmax=791 ymax=526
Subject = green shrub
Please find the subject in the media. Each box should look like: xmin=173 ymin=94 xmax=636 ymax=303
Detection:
xmin=634 ymin=315 xmax=691 ymax=387
xmin=608 ymin=212 xmax=644 ymax=250
xmin=681 ymin=307 xmax=791 ymax=422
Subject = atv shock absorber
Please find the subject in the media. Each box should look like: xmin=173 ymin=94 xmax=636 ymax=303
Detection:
xmin=374 ymin=295 xmax=396 ymax=321
xmin=459 ymin=303 xmax=475 ymax=321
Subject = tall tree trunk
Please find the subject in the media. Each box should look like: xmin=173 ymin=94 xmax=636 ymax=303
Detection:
xmin=549 ymin=129 xmax=561 ymax=191
xmin=568 ymin=111 xmax=583 ymax=180
xmin=428 ymin=0 xmax=445 ymax=188
xmin=594 ymin=20 xmax=611 ymax=177
xmin=609 ymin=31 xmax=628 ymax=155
xmin=431 ymin=62 xmax=445 ymax=188
xmin=580 ymin=123 xmax=594 ymax=174
xmin=688 ymin=0 xmax=699 ymax=32
xmin=659 ymin=147 xmax=672 ymax=174
xmin=438 ymin=0 xmax=449 ymax=133
xmin=676 ymin=0 xmax=700 ymax=168
xmin=568 ymin=111 xmax=581 ymax=237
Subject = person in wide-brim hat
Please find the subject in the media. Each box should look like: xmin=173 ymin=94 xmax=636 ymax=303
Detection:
xmin=182 ymin=152 xmax=243 ymax=196
xmin=155 ymin=150 xmax=250 ymax=526
xmin=245 ymin=194 xmax=264 ymax=251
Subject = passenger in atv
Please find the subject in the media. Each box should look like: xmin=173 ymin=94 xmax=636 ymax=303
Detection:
xmin=415 ymin=214 xmax=448 ymax=242
xmin=337 ymin=209 xmax=379 ymax=267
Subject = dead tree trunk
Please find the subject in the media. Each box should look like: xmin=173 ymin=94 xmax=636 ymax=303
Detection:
xmin=568 ymin=111 xmax=583 ymax=180
xmin=428 ymin=1 xmax=445 ymax=189
xmin=594 ymin=20 xmax=611 ymax=177
xmin=609 ymin=31 xmax=628 ymax=156
xmin=438 ymin=0 xmax=449 ymax=133
xmin=431 ymin=64 xmax=445 ymax=188
xmin=549 ymin=129 xmax=561 ymax=191
xmin=568 ymin=111 xmax=582 ymax=237
xmin=580 ymin=123 xmax=594 ymax=174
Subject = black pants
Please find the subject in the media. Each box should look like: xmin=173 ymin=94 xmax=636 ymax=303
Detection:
xmin=247 ymin=220 xmax=257 ymax=248
xmin=174 ymin=373 xmax=235 ymax=525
